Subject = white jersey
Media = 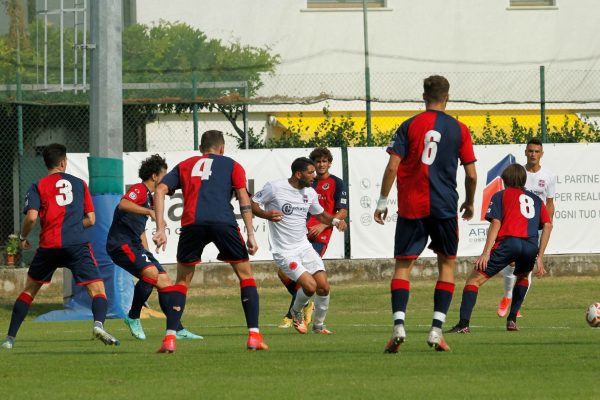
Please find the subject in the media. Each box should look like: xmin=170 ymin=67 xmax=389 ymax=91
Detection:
xmin=253 ymin=179 xmax=324 ymax=253
xmin=525 ymin=166 xmax=556 ymax=203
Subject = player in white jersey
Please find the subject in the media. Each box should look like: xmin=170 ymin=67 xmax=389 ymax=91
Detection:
xmin=497 ymin=138 xmax=555 ymax=317
xmin=251 ymin=157 xmax=347 ymax=334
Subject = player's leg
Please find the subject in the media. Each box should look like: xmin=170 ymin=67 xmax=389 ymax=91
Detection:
xmin=1 ymin=277 xmax=43 ymax=349
xmin=427 ymin=254 xmax=456 ymax=351
xmin=497 ymin=264 xmax=516 ymax=317
xmin=506 ymin=242 xmax=538 ymax=331
xmin=311 ymin=271 xmax=332 ymax=334
xmin=446 ymin=270 xmax=489 ymax=333
xmin=84 ymin=280 xmax=120 ymax=346
xmin=290 ymin=271 xmax=317 ymax=334
xmin=277 ymin=268 xmax=296 ymax=328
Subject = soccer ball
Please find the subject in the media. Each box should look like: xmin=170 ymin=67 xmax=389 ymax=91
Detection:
xmin=585 ymin=303 xmax=600 ymax=327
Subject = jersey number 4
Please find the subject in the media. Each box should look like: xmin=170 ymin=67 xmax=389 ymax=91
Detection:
xmin=192 ymin=158 xmax=214 ymax=180
xmin=55 ymin=179 xmax=74 ymax=206
xmin=421 ymin=130 xmax=441 ymax=165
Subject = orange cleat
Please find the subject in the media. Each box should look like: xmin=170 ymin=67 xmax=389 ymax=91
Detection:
xmin=247 ymin=331 xmax=269 ymax=351
xmin=497 ymin=297 xmax=512 ymax=317
xmin=506 ymin=320 xmax=519 ymax=331
xmin=427 ymin=330 xmax=451 ymax=352
xmin=312 ymin=325 xmax=334 ymax=335
xmin=157 ymin=334 xmax=176 ymax=353
xmin=291 ymin=309 xmax=308 ymax=334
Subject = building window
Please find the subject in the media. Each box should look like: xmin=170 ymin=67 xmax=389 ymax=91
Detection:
xmin=307 ymin=0 xmax=386 ymax=9
xmin=509 ymin=0 xmax=555 ymax=7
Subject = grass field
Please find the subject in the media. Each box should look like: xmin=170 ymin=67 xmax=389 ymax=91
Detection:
xmin=1 ymin=276 xmax=599 ymax=399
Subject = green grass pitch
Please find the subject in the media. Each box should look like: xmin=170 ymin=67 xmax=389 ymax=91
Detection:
xmin=1 ymin=276 xmax=599 ymax=399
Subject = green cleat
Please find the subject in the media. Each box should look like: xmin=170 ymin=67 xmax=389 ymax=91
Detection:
xmin=124 ymin=316 xmax=146 ymax=340
xmin=176 ymin=328 xmax=203 ymax=340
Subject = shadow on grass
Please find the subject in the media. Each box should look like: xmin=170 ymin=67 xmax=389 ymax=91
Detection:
xmin=0 ymin=302 xmax=64 ymax=317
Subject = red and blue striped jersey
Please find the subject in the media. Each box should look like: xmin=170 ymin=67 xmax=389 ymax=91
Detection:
xmin=486 ymin=187 xmax=551 ymax=241
xmin=24 ymin=172 xmax=94 ymax=248
xmin=107 ymin=183 xmax=152 ymax=248
xmin=307 ymin=174 xmax=348 ymax=244
xmin=161 ymin=154 xmax=246 ymax=226
xmin=386 ymin=110 xmax=476 ymax=219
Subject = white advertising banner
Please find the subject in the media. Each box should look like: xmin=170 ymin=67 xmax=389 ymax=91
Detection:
xmin=348 ymin=143 xmax=600 ymax=259
xmin=67 ymin=148 xmax=345 ymax=263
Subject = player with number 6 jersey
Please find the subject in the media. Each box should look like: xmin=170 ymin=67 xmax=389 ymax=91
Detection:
xmin=1 ymin=143 xmax=119 ymax=350
xmin=374 ymin=75 xmax=477 ymax=353
xmin=447 ymin=164 xmax=552 ymax=333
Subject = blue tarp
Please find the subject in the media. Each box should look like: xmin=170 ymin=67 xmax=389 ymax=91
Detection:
xmin=36 ymin=194 xmax=134 ymax=321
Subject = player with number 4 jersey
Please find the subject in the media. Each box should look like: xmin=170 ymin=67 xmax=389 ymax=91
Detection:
xmin=374 ymin=75 xmax=477 ymax=353
xmin=447 ymin=164 xmax=552 ymax=333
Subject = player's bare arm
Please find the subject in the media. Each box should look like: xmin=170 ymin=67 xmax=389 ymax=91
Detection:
xmin=546 ymin=197 xmax=555 ymax=222
xmin=250 ymin=200 xmax=283 ymax=221
xmin=19 ymin=209 xmax=38 ymax=250
xmin=82 ymin=211 xmax=96 ymax=228
xmin=235 ymin=187 xmax=258 ymax=256
xmin=308 ymin=208 xmax=347 ymax=239
xmin=374 ymin=153 xmax=401 ymax=225
xmin=460 ymin=162 xmax=477 ymax=221
xmin=536 ymin=221 xmax=553 ymax=277
xmin=152 ymin=182 xmax=169 ymax=252
xmin=315 ymin=211 xmax=347 ymax=232
xmin=118 ymin=198 xmax=155 ymax=220
xmin=476 ymin=218 xmax=501 ymax=271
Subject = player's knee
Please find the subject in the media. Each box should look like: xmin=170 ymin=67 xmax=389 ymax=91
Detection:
xmin=316 ymin=284 xmax=330 ymax=296
xmin=86 ymin=281 xmax=106 ymax=297
xmin=303 ymin=280 xmax=317 ymax=296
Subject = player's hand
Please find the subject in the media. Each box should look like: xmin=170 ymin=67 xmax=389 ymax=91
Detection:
xmin=148 ymin=209 xmax=156 ymax=221
xmin=152 ymin=230 xmax=167 ymax=253
xmin=460 ymin=202 xmax=474 ymax=221
xmin=336 ymin=220 xmax=347 ymax=232
xmin=20 ymin=238 xmax=31 ymax=250
xmin=374 ymin=208 xmax=388 ymax=225
xmin=246 ymin=234 xmax=258 ymax=256
xmin=265 ymin=210 xmax=284 ymax=222
xmin=308 ymin=223 xmax=327 ymax=240
xmin=475 ymin=252 xmax=490 ymax=271
xmin=535 ymin=257 xmax=546 ymax=277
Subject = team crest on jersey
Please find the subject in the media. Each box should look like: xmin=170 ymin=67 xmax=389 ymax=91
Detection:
xmin=322 ymin=183 xmax=330 ymax=190
xmin=303 ymin=194 xmax=308 ymax=203
xmin=538 ymin=179 xmax=546 ymax=188
xmin=128 ymin=192 xmax=138 ymax=200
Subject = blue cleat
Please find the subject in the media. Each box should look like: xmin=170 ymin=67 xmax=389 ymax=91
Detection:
xmin=176 ymin=328 xmax=203 ymax=340
xmin=124 ymin=316 xmax=146 ymax=340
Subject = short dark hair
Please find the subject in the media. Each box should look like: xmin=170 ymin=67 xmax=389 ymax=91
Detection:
xmin=423 ymin=75 xmax=450 ymax=103
xmin=42 ymin=143 xmax=67 ymax=169
xmin=527 ymin=137 xmax=543 ymax=147
xmin=501 ymin=163 xmax=527 ymax=189
xmin=291 ymin=157 xmax=314 ymax=174
xmin=200 ymin=130 xmax=225 ymax=151
xmin=139 ymin=154 xmax=167 ymax=181
xmin=309 ymin=147 xmax=333 ymax=162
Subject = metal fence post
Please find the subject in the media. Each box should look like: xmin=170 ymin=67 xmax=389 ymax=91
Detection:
xmin=192 ymin=71 xmax=199 ymax=150
xmin=540 ymin=65 xmax=547 ymax=143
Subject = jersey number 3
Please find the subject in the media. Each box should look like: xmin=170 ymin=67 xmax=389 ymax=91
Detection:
xmin=421 ymin=130 xmax=441 ymax=165
xmin=192 ymin=158 xmax=214 ymax=180
xmin=55 ymin=179 xmax=74 ymax=206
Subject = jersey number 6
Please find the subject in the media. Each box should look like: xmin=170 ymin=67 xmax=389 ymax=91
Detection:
xmin=421 ymin=130 xmax=441 ymax=165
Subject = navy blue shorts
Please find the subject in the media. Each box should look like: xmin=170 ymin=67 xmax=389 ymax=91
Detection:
xmin=177 ymin=224 xmax=249 ymax=265
xmin=479 ymin=237 xmax=538 ymax=278
xmin=311 ymin=241 xmax=328 ymax=258
xmin=394 ymin=216 xmax=458 ymax=259
xmin=28 ymin=243 xmax=102 ymax=286
xmin=107 ymin=242 xmax=165 ymax=278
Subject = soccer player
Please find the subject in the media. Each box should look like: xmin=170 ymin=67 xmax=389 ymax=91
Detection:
xmin=1 ymin=143 xmax=119 ymax=349
xmin=374 ymin=75 xmax=477 ymax=353
xmin=152 ymin=130 xmax=268 ymax=351
xmin=277 ymin=147 xmax=348 ymax=329
xmin=496 ymin=138 xmax=555 ymax=317
xmin=106 ymin=154 xmax=202 ymax=346
xmin=252 ymin=157 xmax=347 ymax=335
xmin=447 ymin=164 xmax=552 ymax=333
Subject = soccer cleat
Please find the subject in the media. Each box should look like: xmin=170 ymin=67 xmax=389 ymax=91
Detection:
xmin=497 ymin=297 xmax=512 ymax=317
xmin=446 ymin=324 xmax=471 ymax=334
xmin=1 ymin=336 xmax=15 ymax=349
xmin=124 ymin=316 xmax=146 ymax=340
xmin=507 ymin=320 xmax=519 ymax=331
xmin=93 ymin=326 xmax=121 ymax=346
xmin=291 ymin=308 xmax=308 ymax=334
xmin=427 ymin=329 xmax=451 ymax=352
xmin=246 ymin=331 xmax=269 ymax=351
xmin=176 ymin=328 xmax=203 ymax=340
xmin=517 ymin=310 xmax=523 ymax=318
xmin=384 ymin=325 xmax=406 ymax=354
xmin=303 ymin=301 xmax=315 ymax=325
xmin=312 ymin=325 xmax=334 ymax=334
xmin=157 ymin=334 xmax=176 ymax=353
xmin=278 ymin=317 xmax=293 ymax=329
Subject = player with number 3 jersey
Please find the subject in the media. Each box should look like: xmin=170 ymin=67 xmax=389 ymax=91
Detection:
xmin=447 ymin=164 xmax=552 ymax=334
xmin=374 ymin=75 xmax=477 ymax=353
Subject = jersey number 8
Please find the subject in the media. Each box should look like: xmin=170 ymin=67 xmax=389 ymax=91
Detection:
xmin=519 ymin=194 xmax=535 ymax=219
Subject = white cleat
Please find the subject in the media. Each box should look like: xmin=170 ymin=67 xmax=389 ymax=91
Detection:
xmin=1 ymin=336 xmax=15 ymax=349
xmin=93 ymin=326 xmax=121 ymax=346
xmin=384 ymin=324 xmax=406 ymax=353
xmin=427 ymin=329 xmax=451 ymax=352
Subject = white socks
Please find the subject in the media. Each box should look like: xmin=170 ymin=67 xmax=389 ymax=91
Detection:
xmin=292 ymin=288 xmax=311 ymax=313
xmin=502 ymin=266 xmax=516 ymax=298
xmin=312 ymin=294 xmax=330 ymax=327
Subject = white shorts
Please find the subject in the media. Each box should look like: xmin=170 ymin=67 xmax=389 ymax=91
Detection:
xmin=273 ymin=245 xmax=325 ymax=282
